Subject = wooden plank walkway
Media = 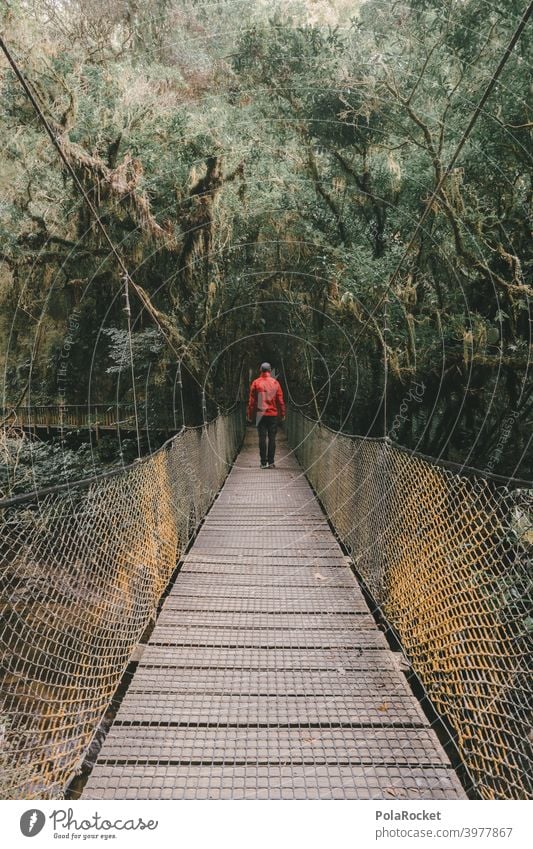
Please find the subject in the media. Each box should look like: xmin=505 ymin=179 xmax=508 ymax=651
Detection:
xmin=83 ymin=428 xmax=466 ymax=800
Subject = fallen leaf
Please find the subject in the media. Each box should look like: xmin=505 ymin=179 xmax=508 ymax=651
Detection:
xmin=378 ymin=701 xmax=391 ymax=712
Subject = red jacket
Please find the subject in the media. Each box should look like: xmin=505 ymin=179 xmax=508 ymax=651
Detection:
xmin=247 ymin=372 xmax=286 ymax=420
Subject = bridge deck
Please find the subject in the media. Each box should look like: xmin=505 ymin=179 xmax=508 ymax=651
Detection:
xmin=83 ymin=429 xmax=466 ymax=800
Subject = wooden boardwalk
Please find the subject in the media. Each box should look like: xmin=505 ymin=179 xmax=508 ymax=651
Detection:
xmin=83 ymin=428 xmax=466 ymax=799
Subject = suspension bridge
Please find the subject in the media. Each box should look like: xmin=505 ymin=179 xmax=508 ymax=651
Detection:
xmin=1 ymin=5 xmax=532 ymax=803
xmin=1 ymin=406 xmax=531 ymax=800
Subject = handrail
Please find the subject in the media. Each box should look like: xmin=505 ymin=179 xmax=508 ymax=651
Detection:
xmin=1 ymin=403 xmax=156 ymax=429
xmin=287 ymin=404 xmax=532 ymax=489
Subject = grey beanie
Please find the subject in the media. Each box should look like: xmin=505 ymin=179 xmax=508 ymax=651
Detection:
xmin=260 ymin=362 xmax=271 ymax=371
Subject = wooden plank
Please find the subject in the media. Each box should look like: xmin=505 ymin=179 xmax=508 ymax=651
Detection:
xmin=97 ymin=726 xmax=450 ymax=765
xmin=162 ymin=595 xmax=370 ymax=613
xmin=147 ymin=626 xmax=387 ymax=649
xmin=85 ymin=764 xmax=466 ymax=800
xmin=137 ymin=645 xmax=399 ymax=670
xmin=155 ymin=611 xmax=376 ymax=629
xmin=113 ymin=692 xmax=427 ymax=725
xmin=180 ymin=561 xmax=348 ymax=573
xmin=126 ymin=667 xmax=418 ymax=698
xmin=174 ymin=571 xmax=357 ymax=587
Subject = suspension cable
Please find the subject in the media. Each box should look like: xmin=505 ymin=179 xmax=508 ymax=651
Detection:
xmin=3 ymin=3 xmax=530 ymax=427
xmin=177 ymin=358 xmax=186 ymax=429
xmin=1 ymin=33 xmax=234 ymax=419
xmin=279 ymin=5 xmax=531 ymax=432
xmin=0 ymin=35 xmax=182 ymax=346
xmin=383 ymin=292 xmax=389 ymax=438
xmin=0 ymin=33 xmax=215 ymax=444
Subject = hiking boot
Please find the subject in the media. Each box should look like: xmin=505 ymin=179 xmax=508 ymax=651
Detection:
xmin=268 ymin=463 xmax=276 ymax=469
xmin=260 ymin=463 xmax=268 ymax=469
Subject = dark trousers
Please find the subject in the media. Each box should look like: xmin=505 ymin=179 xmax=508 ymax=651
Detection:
xmin=257 ymin=415 xmax=278 ymax=465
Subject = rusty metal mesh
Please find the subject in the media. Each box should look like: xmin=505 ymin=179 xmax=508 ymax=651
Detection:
xmin=287 ymin=409 xmax=532 ymax=800
xmin=0 ymin=407 xmax=244 ymax=799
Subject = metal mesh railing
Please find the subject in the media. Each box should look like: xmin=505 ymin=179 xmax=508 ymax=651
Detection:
xmin=0 ymin=405 xmax=245 ymax=799
xmin=287 ymin=408 xmax=532 ymax=800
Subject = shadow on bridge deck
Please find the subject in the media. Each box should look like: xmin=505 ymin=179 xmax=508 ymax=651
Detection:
xmin=83 ymin=427 xmax=466 ymax=800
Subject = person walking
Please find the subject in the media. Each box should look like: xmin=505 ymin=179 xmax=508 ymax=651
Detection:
xmin=247 ymin=363 xmax=286 ymax=468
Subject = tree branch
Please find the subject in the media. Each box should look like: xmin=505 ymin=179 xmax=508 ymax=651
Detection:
xmin=307 ymin=146 xmax=349 ymax=245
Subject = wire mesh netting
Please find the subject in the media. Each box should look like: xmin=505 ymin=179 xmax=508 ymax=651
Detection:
xmin=287 ymin=408 xmax=532 ymax=800
xmin=0 ymin=406 xmax=245 ymax=799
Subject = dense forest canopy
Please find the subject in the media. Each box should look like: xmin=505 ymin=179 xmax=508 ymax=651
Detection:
xmin=0 ymin=0 xmax=531 ymax=491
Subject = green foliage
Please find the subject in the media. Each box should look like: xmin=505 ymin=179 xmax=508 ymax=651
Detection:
xmin=0 ymin=0 xmax=531 ymax=483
